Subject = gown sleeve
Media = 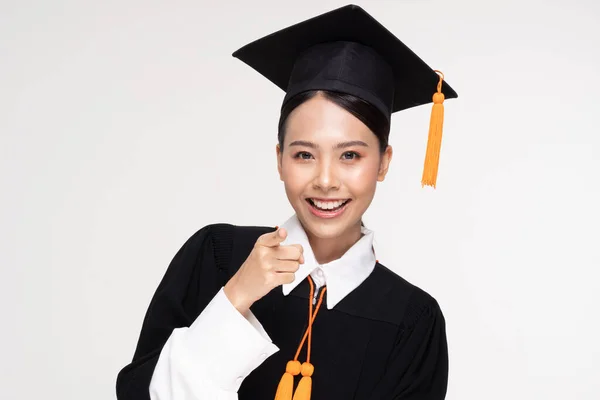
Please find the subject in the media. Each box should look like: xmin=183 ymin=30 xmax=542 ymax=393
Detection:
xmin=369 ymin=295 xmax=449 ymax=400
xmin=115 ymin=225 xmax=279 ymax=400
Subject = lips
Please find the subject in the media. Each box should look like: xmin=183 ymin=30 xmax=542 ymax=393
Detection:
xmin=305 ymin=198 xmax=351 ymax=219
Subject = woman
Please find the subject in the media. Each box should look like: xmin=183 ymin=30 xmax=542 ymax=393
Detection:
xmin=116 ymin=4 xmax=457 ymax=400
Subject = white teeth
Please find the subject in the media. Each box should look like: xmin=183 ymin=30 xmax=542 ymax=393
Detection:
xmin=311 ymin=199 xmax=348 ymax=211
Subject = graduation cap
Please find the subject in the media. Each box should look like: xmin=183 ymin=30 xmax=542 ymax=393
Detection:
xmin=233 ymin=4 xmax=458 ymax=189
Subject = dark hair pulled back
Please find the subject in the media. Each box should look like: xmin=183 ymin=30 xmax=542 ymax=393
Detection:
xmin=277 ymin=90 xmax=390 ymax=154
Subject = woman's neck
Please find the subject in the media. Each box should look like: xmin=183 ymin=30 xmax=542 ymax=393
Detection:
xmin=305 ymin=222 xmax=363 ymax=265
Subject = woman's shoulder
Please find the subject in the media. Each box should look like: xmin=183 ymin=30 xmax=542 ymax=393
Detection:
xmin=185 ymin=222 xmax=276 ymax=242
xmin=358 ymin=262 xmax=444 ymax=327
xmin=373 ymin=262 xmax=437 ymax=302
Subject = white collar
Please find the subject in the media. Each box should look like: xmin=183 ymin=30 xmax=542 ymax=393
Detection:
xmin=280 ymin=214 xmax=377 ymax=309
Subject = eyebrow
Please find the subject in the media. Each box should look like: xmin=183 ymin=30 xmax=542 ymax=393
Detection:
xmin=288 ymin=140 xmax=369 ymax=149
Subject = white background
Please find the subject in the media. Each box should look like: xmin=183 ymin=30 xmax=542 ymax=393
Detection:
xmin=1 ymin=0 xmax=599 ymax=399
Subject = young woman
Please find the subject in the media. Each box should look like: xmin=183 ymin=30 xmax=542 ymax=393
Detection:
xmin=116 ymin=4 xmax=457 ymax=400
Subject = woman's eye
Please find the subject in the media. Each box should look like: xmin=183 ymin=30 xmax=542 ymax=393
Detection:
xmin=342 ymin=151 xmax=360 ymax=160
xmin=294 ymin=151 xmax=313 ymax=160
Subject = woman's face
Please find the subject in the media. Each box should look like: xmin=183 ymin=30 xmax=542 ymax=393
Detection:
xmin=277 ymin=93 xmax=392 ymax=241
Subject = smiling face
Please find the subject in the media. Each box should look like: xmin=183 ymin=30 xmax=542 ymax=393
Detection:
xmin=277 ymin=93 xmax=393 ymax=244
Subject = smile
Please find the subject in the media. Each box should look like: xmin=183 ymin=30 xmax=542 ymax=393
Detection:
xmin=306 ymin=198 xmax=351 ymax=218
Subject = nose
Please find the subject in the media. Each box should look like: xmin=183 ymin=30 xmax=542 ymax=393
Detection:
xmin=312 ymin=159 xmax=340 ymax=192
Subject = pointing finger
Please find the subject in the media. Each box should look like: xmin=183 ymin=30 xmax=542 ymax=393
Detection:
xmin=257 ymin=227 xmax=287 ymax=247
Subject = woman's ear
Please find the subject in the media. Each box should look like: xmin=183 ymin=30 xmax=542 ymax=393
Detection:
xmin=276 ymin=144 xmax=283 ymax=181
xmin=377 ymin=145 xmax=393 ymax=182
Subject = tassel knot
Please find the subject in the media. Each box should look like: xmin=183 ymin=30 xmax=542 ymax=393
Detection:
xmin=300 ymin=362 xmax=314 ymax=377
xmin=432 ymin=91 xmax=445 ymax=104
xmin=287 ymin=361 xmax=302 ymax=375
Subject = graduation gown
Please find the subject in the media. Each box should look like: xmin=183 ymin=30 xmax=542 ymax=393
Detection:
xmin=116 ymin=223 xmax=448 ymax=399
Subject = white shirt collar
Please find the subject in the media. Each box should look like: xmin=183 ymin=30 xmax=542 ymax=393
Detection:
xmin=280 ymin=214 xmax=377 ymax=309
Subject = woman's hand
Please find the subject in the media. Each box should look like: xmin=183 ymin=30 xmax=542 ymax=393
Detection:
xmin=224 ymin=227 xmax=304 ymax=316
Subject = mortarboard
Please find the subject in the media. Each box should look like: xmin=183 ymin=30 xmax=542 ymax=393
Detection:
xmin=233 ymin=4 xmax=458 ymax=189
xmin=232 ymin=5 xmax=457 ymax=400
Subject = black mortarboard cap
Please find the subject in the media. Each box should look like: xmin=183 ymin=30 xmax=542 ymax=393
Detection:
xmin=233 ymin=4 xmax=458 ymax=187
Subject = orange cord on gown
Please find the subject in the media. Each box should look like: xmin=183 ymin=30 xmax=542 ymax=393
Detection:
xmin=274 ymin=276 xmax=327 ymax=400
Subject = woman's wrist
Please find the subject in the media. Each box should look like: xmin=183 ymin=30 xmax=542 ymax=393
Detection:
xmin=224 ymin=278 xmax=252 ymax=317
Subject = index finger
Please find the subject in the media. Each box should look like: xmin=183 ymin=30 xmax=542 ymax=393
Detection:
xmin=256 ymin=227 xmax=287 ymax=247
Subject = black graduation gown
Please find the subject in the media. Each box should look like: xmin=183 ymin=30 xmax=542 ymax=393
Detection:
xmin=116 ymin=223 xmax=448 ymax=399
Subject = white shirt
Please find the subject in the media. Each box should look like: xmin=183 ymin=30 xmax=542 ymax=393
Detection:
xmin=149 ymin=215 xmax=376 ymax=400
xmin=280 ymin=214 xmax=376 ymax=309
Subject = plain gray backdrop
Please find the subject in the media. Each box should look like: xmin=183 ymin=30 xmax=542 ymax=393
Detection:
xmin=1 ymin=0 xmax=599 ymax=399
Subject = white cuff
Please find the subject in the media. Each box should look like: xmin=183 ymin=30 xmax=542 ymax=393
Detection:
xmin=181 ymin=288 xmax=279 ymax=391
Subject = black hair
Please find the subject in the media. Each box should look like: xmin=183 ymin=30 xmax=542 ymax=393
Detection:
xmin=277 ymin=90 xmax=390 ymax=154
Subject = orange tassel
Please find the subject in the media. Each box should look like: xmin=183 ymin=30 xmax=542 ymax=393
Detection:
xmin=292 ymin=362 xmax=314 ymax=400
xmin=422 ymin=70 xmax=446 ymax=189
xmin=275 ymin=361 xmax=301 ymax=400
